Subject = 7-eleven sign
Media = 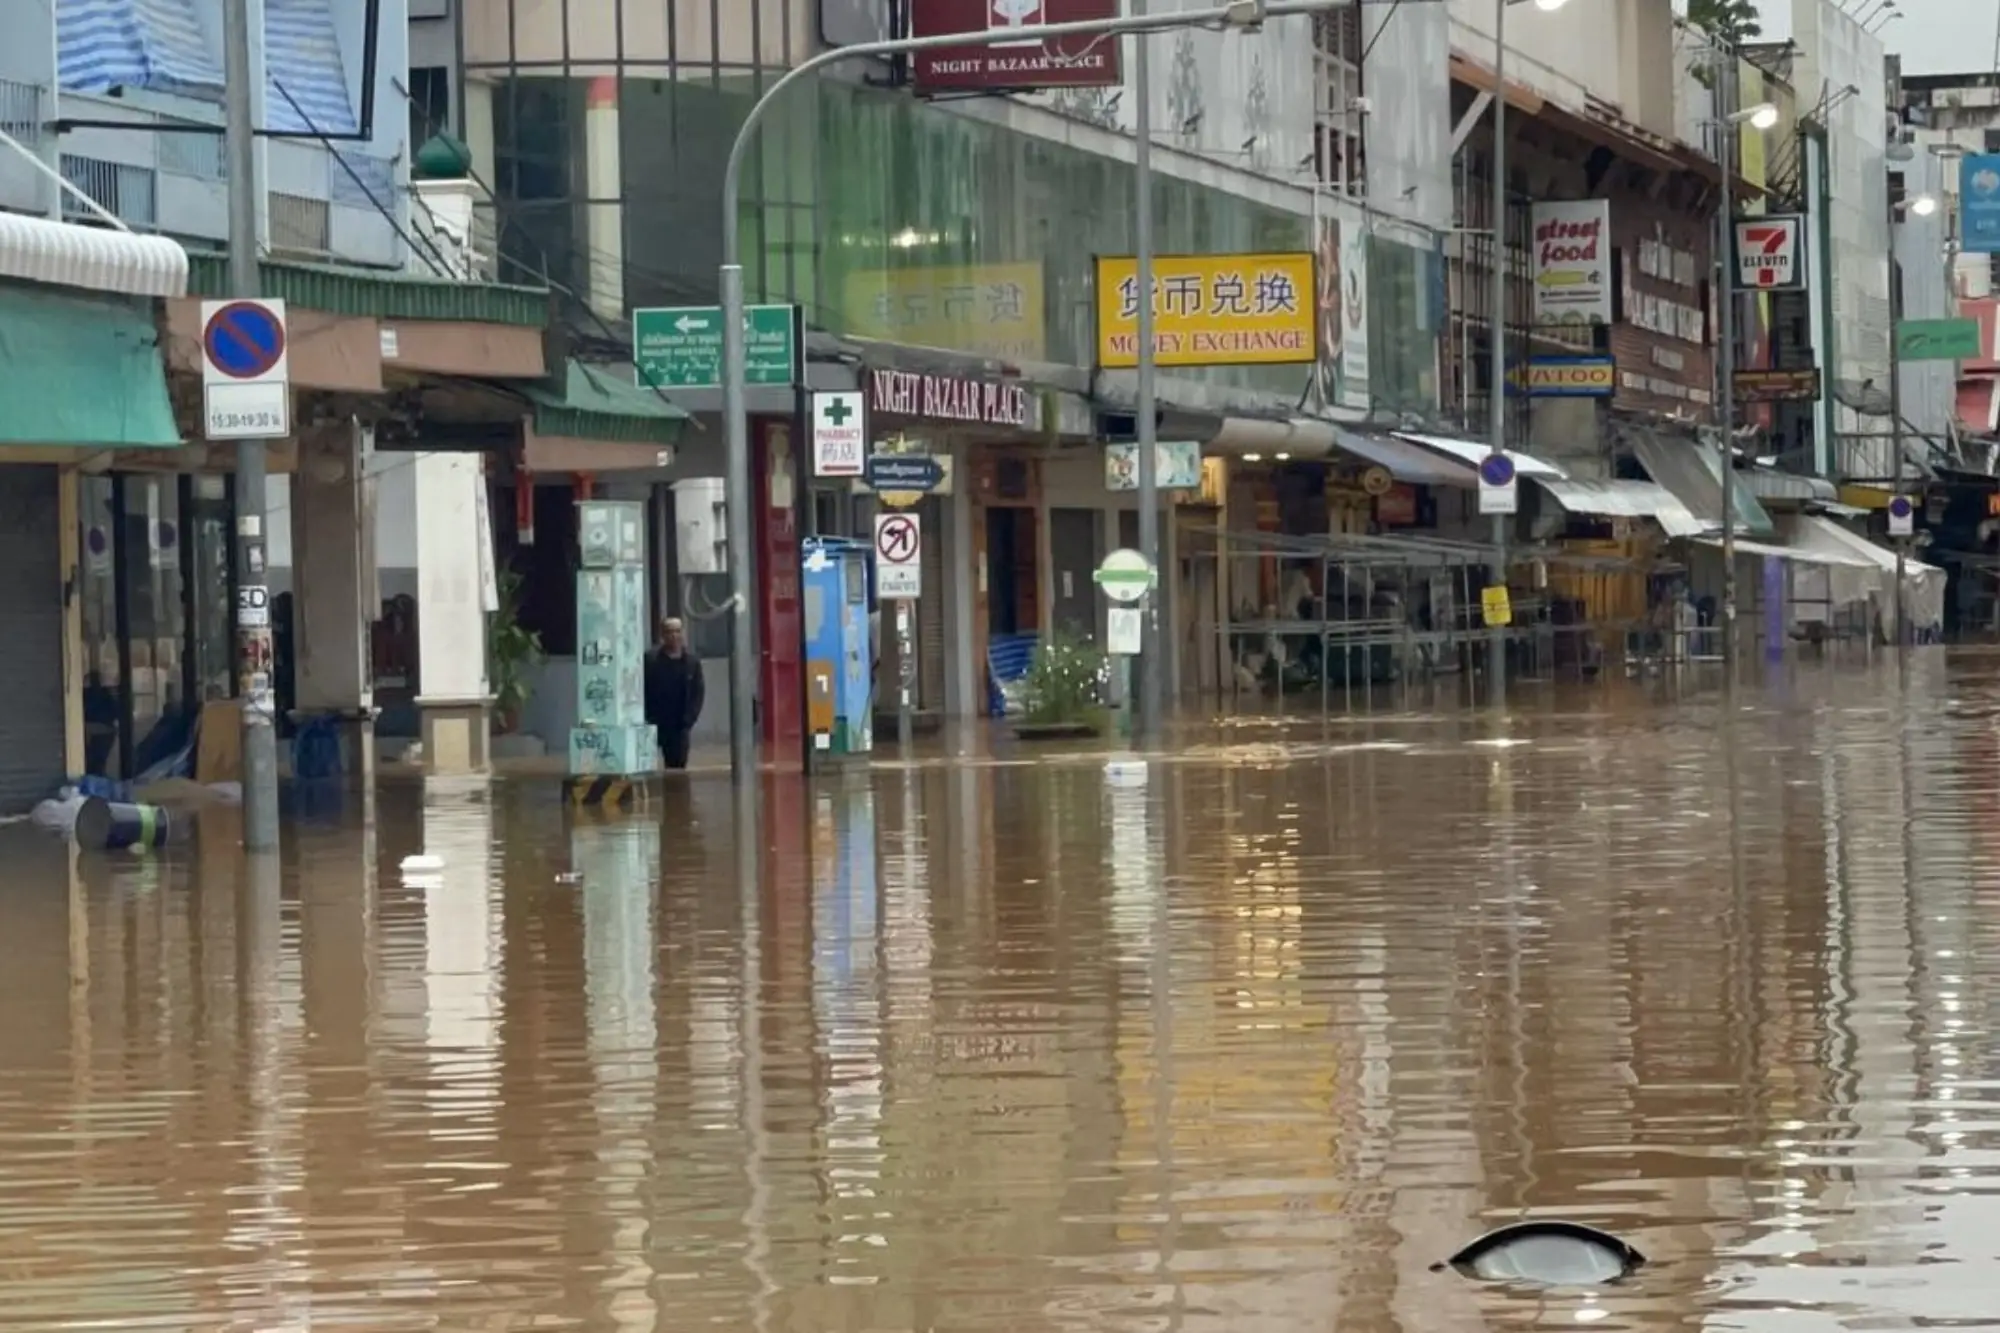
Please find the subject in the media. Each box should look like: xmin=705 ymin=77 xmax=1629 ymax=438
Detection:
xmin=1733 ymin=215 xmax=1806 ymax=291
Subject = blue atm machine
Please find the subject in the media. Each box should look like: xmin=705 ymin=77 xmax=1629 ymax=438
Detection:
xmin=801 ymin=538 xmax=874 ymax=758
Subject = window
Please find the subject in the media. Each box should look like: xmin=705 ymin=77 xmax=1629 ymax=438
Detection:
xmin=1313 ymin=10 xmax=1365 ymax=197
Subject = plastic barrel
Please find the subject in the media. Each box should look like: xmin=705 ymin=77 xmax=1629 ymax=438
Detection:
xmin=73 ymin=798 xmax=177 ymax=851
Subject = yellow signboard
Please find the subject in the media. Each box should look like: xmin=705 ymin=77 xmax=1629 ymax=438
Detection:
xmin=1094 ymin=251 xmax=1317 ymax=369
xmin=841 ymin=262 xmax=1046 ymax=361
xmin=1481 ymin=584 xmax=1513 ymax=628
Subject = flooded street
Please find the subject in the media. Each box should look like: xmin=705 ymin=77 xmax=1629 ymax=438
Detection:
xmin=6 ymin=657 xmax=2000 ymax=1330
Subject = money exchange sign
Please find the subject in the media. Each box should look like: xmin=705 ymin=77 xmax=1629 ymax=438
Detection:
xmin=1094 ymin=251 xmax=1316 ymax=369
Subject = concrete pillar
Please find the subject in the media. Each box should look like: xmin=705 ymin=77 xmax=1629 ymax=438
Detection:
xmin=585 ymin=76 xmax=625 ymax=323
xmin=413 ymin=452 xmax=492 ymax=774
xmin=291 ymin=421 xmax=377 ymax=782
xmin=943 ymin=441 xmax=978 ymax=719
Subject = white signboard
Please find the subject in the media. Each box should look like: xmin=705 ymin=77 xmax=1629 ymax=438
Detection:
xmin=1529 ymin=200 xmax=1612 ymax=325
xmin=1733 ymin=215 xmax=1806 ymax=291
xmin=1338 ymin=214 xmax=1370 ymax=411
xmin=199 ymin=298 xmax=292 ymax=441
xmin=1888 ymin=495 xmax=1915 ymax=537
xmin=1105 ymin=441 xmax=1202 ymax=491
xmin=811 ymin=391 xmax=866 ymax=477
xmin=1107 ymin=605 xmax=1143 ymax=656
xmin=874 ymin=511 xmax=922 ymax=600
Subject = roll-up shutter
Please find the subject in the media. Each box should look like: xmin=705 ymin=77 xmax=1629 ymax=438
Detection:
xmin=0 ymin=466 xmax=65 ymax=814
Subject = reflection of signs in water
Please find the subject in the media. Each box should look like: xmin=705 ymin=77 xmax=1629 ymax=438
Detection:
xmin=583 ymin=674 xmax=615 ymax=717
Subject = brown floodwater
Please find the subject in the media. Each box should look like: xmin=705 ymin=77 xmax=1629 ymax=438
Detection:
xmin=4 ymin=655 xmax=1997 ymax=1330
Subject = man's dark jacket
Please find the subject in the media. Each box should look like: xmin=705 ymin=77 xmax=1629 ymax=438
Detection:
xmin=645 ymin=649 xmax=705 ymax=734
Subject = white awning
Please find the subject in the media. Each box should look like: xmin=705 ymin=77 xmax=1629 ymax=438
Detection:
xmin=1534 ymin=477 xmax=1708 ymax=537
xmin=1390 ymin=431 xmax=1568 ymax=479
xmin=0 ymin=211 xmax=189 ymax=299
xmin=1692 ymin=535 xmax=1875 ymax=568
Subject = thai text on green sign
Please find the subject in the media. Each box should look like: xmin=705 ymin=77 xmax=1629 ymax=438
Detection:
xmin=1895 ymin=317 xmax=1982 ymax=363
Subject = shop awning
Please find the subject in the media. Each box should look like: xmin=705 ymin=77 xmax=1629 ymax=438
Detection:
xmin=0 ymin=211 xmax=188 ymax=299
xmin=1534 ymin=477 xmax=1708 ymax=537
xmin=1331 ymin=427 xmax=1475 ymax=486
xmin=1391 ymin=431 xmax=1569 ymax=479
xmin=1743 ymin=468 xmax=1839 ymax=504
xmin=521 ymin=358 xmax=689 ymax=446
xmin=1627 ymin=432 xmax=1775 ymax=538
xmin=0 ymin=282 xmax=180 ymax=447
xmin=1692 ymin=535 xmax=1874 ymax=567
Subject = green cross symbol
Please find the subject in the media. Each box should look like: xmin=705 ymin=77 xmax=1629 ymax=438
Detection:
xmin=822 ymin=397 xmax=853 ymax=426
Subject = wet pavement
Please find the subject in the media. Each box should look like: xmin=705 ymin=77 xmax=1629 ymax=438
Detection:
xmin=3 ymin=655 xmax=1998 ymax=1329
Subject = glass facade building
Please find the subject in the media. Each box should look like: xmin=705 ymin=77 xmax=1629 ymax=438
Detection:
xmin=459 ymin=5 xmax=1441 ymax=414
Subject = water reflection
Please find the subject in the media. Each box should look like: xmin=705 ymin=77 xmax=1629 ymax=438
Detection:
xmin=13 ymin=662 xmax=2000 ymax=1326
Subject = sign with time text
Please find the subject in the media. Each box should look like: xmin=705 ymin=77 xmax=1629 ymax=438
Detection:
xmin=1094 ymin=252 xmax=1317 ymax=369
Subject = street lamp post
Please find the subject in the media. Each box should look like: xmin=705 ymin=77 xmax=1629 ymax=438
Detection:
xmin=717 ymin=0 xmax=1340 ymax=779
xmin=1709 ymin=76 xmax=1777 ymax=667
xmin=1486 ymin=0 xmax=1572 ymax=710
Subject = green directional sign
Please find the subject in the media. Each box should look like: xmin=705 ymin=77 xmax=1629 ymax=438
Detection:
xmin=633 ymin=304 xmax=798 ymax=389
xmin=1895 ymin=317 xmax=1982 ymax=363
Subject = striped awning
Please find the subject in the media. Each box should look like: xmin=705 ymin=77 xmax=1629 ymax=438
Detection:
xmin=57 ymin=0 xmax=224 ymax=99
xmin=265 ymin=0 xmax=359 ymax=134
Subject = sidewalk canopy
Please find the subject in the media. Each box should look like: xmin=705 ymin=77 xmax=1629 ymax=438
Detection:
xmin=1534 ymin=477 xmax=1708 ymax=537
xmin=520 ymin=358 xmax=690 ymax=446
xmin=0 ymin=211 xmax=188 ymax=299
xmin=0 ymin=282 xmax=180 ymax=447
xmin=1628 ymin=432 xmax=1775 ymax=538
xmin=1331 ymin=428 xmax=1476 ymax=487
xmin=1391 ymin=430 xmax=1569 ymax=480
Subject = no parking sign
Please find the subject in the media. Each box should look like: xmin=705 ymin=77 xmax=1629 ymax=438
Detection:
xmin=1478 ymin=451 xmax=1518 ymax=516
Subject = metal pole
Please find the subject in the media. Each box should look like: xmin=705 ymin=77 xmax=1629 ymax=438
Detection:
xmin=224 ymin=0 xmax=280 ymax=851
xmin=1135 ymin=2 xmax=1163 ymax=747
xmin=896 ymin=601 xmax=914 ymax=750
xmin=1486 ymin=0 xmax=1509 ymax=708
xmin=1887 ymin=180 xmax=1907 ymax=647
xmin=716 ymin=1 xmax=1338 ymax=781
xmin=720 ymin=263 xmax=757 ymax=779
xmin=1716 ymin=60 xmax=1738 ymax=667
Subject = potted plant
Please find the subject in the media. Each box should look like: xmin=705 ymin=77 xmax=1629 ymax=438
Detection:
xmin=488 ymin=568 xmax=544 ymax=734
xmin=1013 ymin=630 xmax=1110 ymax=740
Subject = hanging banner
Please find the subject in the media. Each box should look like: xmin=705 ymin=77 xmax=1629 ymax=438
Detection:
xmin=1962 ymin=154 xmax=2000 ymax=254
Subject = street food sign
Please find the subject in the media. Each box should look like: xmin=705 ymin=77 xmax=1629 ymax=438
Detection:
xmin=1732 ymin=215 xmax=1806 ymax=291
xmin=1529 ymin=200 xmax=1611 ymax=325
xmin=912 ymin=0 xmax=1121 ymax=92
xmin=1094 ymin=251 xmax=1316 ymax=369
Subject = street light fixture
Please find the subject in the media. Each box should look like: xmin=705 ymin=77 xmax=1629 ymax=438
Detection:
xmin=1909 ymin=193 xmax=1938 ymax=216
xmin=1729 ymin=102 xmax=1780 ymax=131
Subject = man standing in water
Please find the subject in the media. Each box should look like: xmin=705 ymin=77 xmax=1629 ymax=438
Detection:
xmin=645 ymin=617 xmax=705 ymax=770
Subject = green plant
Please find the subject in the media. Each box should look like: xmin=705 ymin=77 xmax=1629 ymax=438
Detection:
xmin=488 ymin=568 xmax=544 ymax=732
xmin=1021 ymin=630 xmax=1109 ymax=728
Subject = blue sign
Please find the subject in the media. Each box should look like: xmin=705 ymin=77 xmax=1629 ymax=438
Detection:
xmin=1889 ymin=495 xmax=1914 ymax=519
xmin=1962 ymin=154 xmax=2000 ymax=254
xmin=202 ymin=301 xmax=286 ymax=379
xmin=865 ymin=454 xmax=944 ymax=493
xmin=1478 ymin=453 xmax=1516 ymax=488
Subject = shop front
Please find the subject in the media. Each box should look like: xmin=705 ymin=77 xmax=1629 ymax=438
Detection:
xmin=0 ymin=225 xmax=190 ymax=811
xmin=860 ymin=363 xmax=1040 ymax=722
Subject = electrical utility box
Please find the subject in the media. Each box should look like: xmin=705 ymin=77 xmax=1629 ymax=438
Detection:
xmin=801 ymin=537 xmax=873 ymax=758
xmin=569 ymin=500 xmax=657 ymax=776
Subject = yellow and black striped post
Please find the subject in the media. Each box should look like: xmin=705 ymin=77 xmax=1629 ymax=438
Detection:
xmin=563 ymin=774 xmax=650 ymax=809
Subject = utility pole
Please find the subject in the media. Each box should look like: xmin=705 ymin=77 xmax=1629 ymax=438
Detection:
xmin=1486 ymin=0 xmax=1509 ymax=709
xmin=1715 ymin=53 xmax=1739 ymax=670
xmin=1134 ymin=0 xmax=1163 ymax=747
xmin=1886 ymin=177 xmax=1908 ymax=646
xmin=223 ymin=0 xmax=281 ymax=851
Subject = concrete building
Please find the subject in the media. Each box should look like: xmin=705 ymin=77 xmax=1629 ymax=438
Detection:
xmin=399 ymin=0 xmax=1457 ymax=757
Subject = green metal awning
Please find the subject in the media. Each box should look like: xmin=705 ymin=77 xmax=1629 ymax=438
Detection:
xmin=522 ymin=359 xmax=689 ymax=445
xmin=0 ymin=282 xmax=180 ymax=447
